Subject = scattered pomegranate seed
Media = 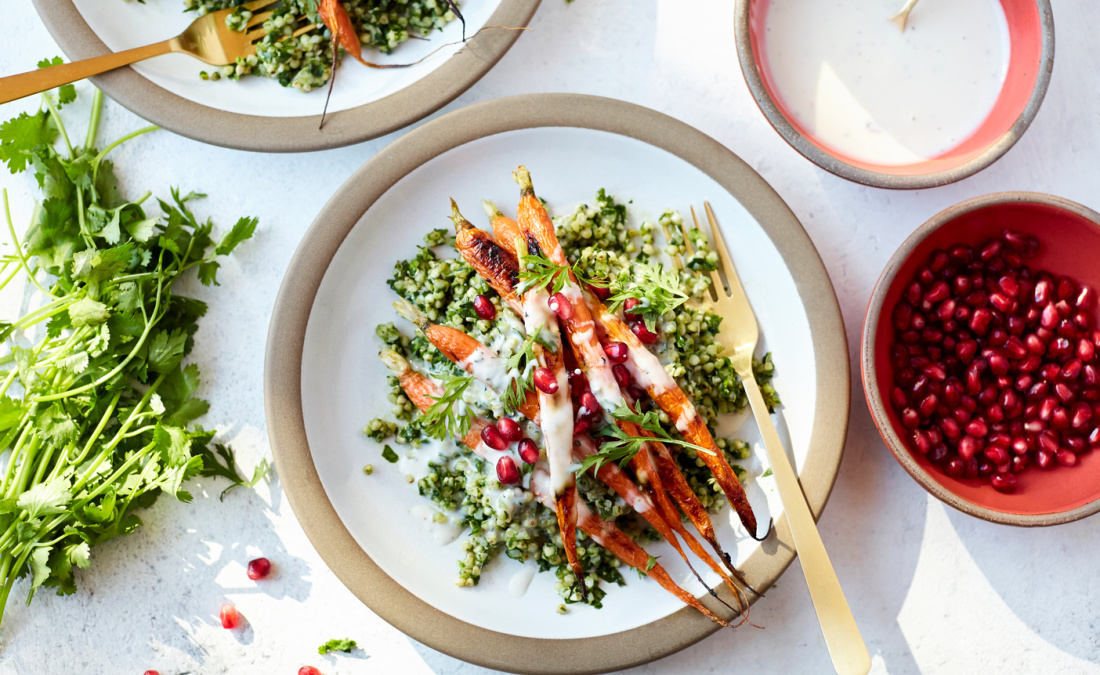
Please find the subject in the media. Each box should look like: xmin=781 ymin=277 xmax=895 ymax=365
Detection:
xmin=888 ymin=231 xmax=1098 ymax=494
xmin=573 ymin=417 xmax=592 ymax=436
xmin=496 ymin=456 xmax=520 ymax=484
xmin=219 ymin=603 xmax=240 ymax=629
xmin=604 ymin=341 xmax=629 ymax=364
xmin=481 ymin=424 xmax=508 ymax=451
xmin=588 ymin=283 xmax=611 ymax=301
xmin=246 ymin=557 xmax=272 ymax=581
xmin=497 ymin=418 xmax=523 ymax=443
xmin=612 ymin=364 xmax=631 ymax=389
xmin=472 ymin=294 xmax=496 ymax=321
xmin=548 ymin=292 xmax=573 ymax=320
xmin=533 ymin=367 xmax=559 ymax=394
xmin=299 ymin=667 xmax=324 ymax=675
xmin=623 ymin=298 xmax=643 ymax=318
xmin=631 ymin=321 xmax=658 ymax=344
xmin=518 ymin=438 xmax=540 ymax=464
xmin=144 ymin=671 xmax=160 ymax=675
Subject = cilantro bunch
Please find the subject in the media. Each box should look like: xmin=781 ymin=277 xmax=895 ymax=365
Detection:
xmin=0 ymin=79 xmax=261 ymax=625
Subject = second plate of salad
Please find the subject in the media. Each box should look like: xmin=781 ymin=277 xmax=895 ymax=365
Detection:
xmin=265 ymin=93 xmax=850 ymax=673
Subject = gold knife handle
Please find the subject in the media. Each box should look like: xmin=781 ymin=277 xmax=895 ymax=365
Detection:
xmin=740 ymin=372 xmax=871 ymax=675
xmin=0 ymin=40 xmax=177 ymax=106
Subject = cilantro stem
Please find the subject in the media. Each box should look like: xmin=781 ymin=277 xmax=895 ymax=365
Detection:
xmin=0 ymin=262 xmax=21 ymax=293
xmin=42 ymin=95 xmax=73 ymax=158
xmin=3 ymin=191 xmax=57 ymax=299
xmin=68 ymin=391 xmax=121 ymax=467
xmin=93 ymin=126 xmax=157 ymax=175
xmin=85 ymin=89 xmax=104 ymax=152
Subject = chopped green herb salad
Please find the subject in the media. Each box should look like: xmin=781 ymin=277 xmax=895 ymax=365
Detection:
xmin=179 ymin=0 xmax=458 ymax=91
xmin=368 ymin=190 xmax=780 ymax=610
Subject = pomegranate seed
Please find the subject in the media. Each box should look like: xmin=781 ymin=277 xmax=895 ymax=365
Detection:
xmin=919 ymin=394 xmax=938 ymax=418
xmin=1090 ymin=427 xmax=1100 ymax=447
xmin=1057 ymin=450 xmax=1078 ymax=467
xmin=966 ymin=291 xmax=989 ymax=308
xmin=589 ymin=283 xmax=611 ymax=300
xmin=518 ymin=438 xmax=540 ymax=464
xmin=1024 ymin=419 xmax=1045 ymax=434
xmin=220 ymin=603 xmax=240 ymax=629
xmin=1041 ymin=303 xmax=1059 ymax=329
xmin=980 ymin=240 xmax=1002 ymax=261
xmin=925 ymin=281 xmax=949 ymax=304
xmin=1058 ymin=319 xmax=1077 ymax=338
xmin=914 ymin=430 xmax=932 ymax=454
xmin=998 ymin=275 xmax=1019 ymax=297
xmin=918 ymin=267 xmax=935 ymax=286
xmin=631 ymin=321 xmax=658 ymax=344
xmin=1075 ymin=312 xmax=1091 ymax=329
xmin=533 ymin=367 xmax=559 ymax=394
xmin=951 ymin=245 xmax=975 ymax=263
xmin=247 ymin=557 xmax=272 ymax=581
xmin=893 ymin=303 xmax=913 ymax=330
xmin=928 ymin=444 xmax=949 ymax=464
xmin=1051 ymin=337 xmax=1073 ymax=358
xmin=1057 ymin=277 xmax=1077 ymax=300
xmin=1052 ymin=407 xmax=1070 ymax=430
xmin=1035 ymin=279 xmax=1053 ymax=305
xmin=1025 ymin=334 xmax=1046 ymax=355
xmin=548 ymin=292 xmax=573 ymax=321
xmin=970 ymin=308 xmax=993 ymax=335
xmin=1003 ymin=229 xmax=1028 ymax=251
xmin=1076 ymin=286 xmax=1093 ymax=309
xmin=954 ymin=275 xmax=973 ymax=296
xmin=1011 ymin=437 xmax=1029 ymax=455
xmin=568 ymin=368 xmax=588 ymax=393
xmin=1019 ymin=355 xmax=1042 ymax=373
xmin=906 ymin=282 xmax=922 ymax=305
xmin=574 ymin=417 xmax=592 ymax=436
xmin=579 ymin=392 xmax=601 ymax=417
xmin=1039 ymin=396 xmax=1058 ymax=421
xmin=930 ymin=250 xmax=949 ymax=272
xmin=890 ymin=387 xmax=908 ymax=410
xmin=955 ymin=407 xmax=973 ymax=424
xmin=956 ymin=340 xmax=978 ymax=362
xmin=940 ymin=417 xmax=961 ymax=439
xmin=985 ymin=444 xmax=1010 ymax=465
xmin=1055 ymin=382 xmax=1076 ymax=404
xmin=496 ymin=456 xmax=520 ymax=484
xmin=1012 ymin=455 xmax=1029 ymax=473
xmin=1066 ymin=435 xmax=1088 ymax=453
xmin=1079 ymin=339 xmax=1096 ymax=362
xmin=604 ymin=342 xmax=629 ymax=364
xmin=991 ymin=473 xmax=1018 ymax=493
xmin=1007 ymin=316 xmax=1026 ymax=335
xmin=936 ymin=299 xmax=957 ymax=321
xmin=990 ymin=293 xmax=1013 ymax=313
xmin=481 ymin=424 xmax=509 ymax=451
xmin=623 ymin=297 xmax=643 ymax=318
xmin=144 ymin=672 xmax=160 ymax=675
xmin=299 ymin=667 xmax=324 ymax=675
xmin=1038 ymin=430 xmax=1060 ymax=454
xmin=988 ymin=352 xmax=1009 ymax=376
xmin=958 ymin=435 xmax=980 ymax=460
xmin=965 ymin=419 xmax=989 ymax=437
xmin=1036 ymin=449 xmax=1055 ymax=468
xmin=612 ymin=364 xmax=631 ymax=389
xmin=473 ymin=294 xmax=497 ymax=321
xmin=497 ymin=418 xmax=523 ymax=443
xmin=1087 ymin=365 xmax=1100 ymax=387
xmin=945 ymin=458 xmax=966 ymax=478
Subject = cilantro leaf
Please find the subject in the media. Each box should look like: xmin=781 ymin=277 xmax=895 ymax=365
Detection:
xmin=577 ymin=405 xmax=714 ymax=475
xmin=215 ymin=216 xmax=258 ymax=256
xmin=420 ymin=374 xmax=474 ymax=441
xmin=318 ymin=637 xmax=358 ymax=654
xmin=606 ymin=261 xmax=688 ymax=332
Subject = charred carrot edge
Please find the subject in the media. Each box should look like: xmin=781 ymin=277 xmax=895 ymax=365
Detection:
xmin=392 ymin=299 xmax=541 ymax=422
xmin=585 ymin=290 xmax=760 ymax=536
xmin=451 ymin=200 xmax=525 ymax=315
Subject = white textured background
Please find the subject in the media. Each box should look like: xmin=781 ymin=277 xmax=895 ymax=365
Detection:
xmin=1 ymin=1 xmax=1099 ymax=674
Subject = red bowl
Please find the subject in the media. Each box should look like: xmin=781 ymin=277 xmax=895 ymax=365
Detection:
xmin=862 ymin=193 xmax=1100 ymax=526
xmin=735 ymin=0 xmax=1054 ymax=189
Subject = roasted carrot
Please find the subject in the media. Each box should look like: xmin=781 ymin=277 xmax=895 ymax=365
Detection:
xmin=451 ymin=200 xmax=524 ymax=315
xmin=483 ymin=199 xmax=525 ymax=259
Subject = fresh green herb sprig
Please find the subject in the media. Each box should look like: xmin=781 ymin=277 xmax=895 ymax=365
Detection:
xmin=606 ymin=261 xmax=688 ymax=331
xmin=318 ymin=637 xmax=358 ymax=654
xmin=578 ymin=406 xmax=714 ymax=474
xmin=421 ymin=373 xmax=474 ymax=441
xmin=501 ymin=323 xmax=543 ymax=413
xmin=517 ymin=253 xmax=602 ymax=297
xmin=0 ymin=78 xmax=257 ymax=625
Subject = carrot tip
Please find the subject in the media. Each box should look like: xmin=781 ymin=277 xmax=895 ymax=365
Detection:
xmin=378 ymin=348 xmax=409 ymax=375
xmin=512 ymin=165 xmax=533 ymax=193
xmin=481 ymin=198 xmax=503 ymax=220
xmin=393 ymin=299 xmax=430 ymax=331
xmin=449 ymin=198 xmax=474 ymax=232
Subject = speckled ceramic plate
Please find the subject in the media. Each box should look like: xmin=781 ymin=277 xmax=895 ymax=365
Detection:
xmin=264 ymin=93 xmax=850 ymax=674
xmin=31 ymin=0 xmax=538 ymax=152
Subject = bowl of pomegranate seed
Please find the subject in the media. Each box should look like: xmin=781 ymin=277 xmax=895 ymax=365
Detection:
xmin=863 ymin=192 xmax=1100 ymax=526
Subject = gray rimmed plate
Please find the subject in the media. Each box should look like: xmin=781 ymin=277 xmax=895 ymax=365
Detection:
xmin=31 ymin=0 xmax=539 ymax=152
xmin=263 ymin=93 xmax=850 ymax=673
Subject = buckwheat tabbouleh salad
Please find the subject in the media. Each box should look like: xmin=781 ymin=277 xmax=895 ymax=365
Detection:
xmin=367 ymin=186 xmax=780 ymax=614
xmin=179 ymin=0 xmax=459 ymax=90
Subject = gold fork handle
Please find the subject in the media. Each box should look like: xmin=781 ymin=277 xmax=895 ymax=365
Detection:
xmin=0 ymin=39 xmax=180 ymax=106
xmin=740 ymin=372 xmax=871 ymax=675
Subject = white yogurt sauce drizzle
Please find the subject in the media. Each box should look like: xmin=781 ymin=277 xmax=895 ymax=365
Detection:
xmin=508 ymin=565 xmax=538 ymax=598
xmin=458 ymin=345 xmax=515 ymax=395
xmin=522 ymin=289 xmax=574 ymax=495
xmin=410 ymin=504 xmax=464 ymax=546
xmin=763 ymin=0 xmax=1010 ymax=165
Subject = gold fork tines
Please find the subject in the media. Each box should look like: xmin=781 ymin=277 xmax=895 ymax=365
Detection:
xmin=691 ymin=202 xmax=871 ymax=675
xmin=0 ymin=0 xmax=303 ymax=105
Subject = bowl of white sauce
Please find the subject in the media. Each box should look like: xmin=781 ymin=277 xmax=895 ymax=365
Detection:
xmin=735 ymin=0 xmax=1054 ymax=189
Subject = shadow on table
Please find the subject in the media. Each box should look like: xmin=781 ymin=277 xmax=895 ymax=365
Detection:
xmin=946 ymin=502 xmax=1100 ymax=664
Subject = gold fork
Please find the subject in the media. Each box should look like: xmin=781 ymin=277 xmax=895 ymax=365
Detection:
xmin=0 ymin=0 xmax=314 ymax=106
xmin=677 ymin=203 xmax=871 ymax=675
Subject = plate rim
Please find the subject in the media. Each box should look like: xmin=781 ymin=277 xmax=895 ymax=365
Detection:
xmin=263 ymin=93 xmax=851 ymax=674
xmin=30 ymin=0 xmax=540 ymax=153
